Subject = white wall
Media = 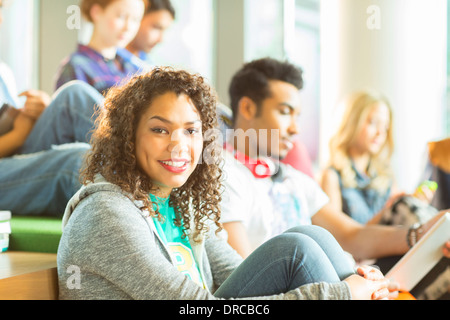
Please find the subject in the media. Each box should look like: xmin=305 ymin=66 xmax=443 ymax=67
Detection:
xmin=215 ymin=0 xmax=245 ymax=106
xmin=39 ymin=0 xmax=80 ymax=94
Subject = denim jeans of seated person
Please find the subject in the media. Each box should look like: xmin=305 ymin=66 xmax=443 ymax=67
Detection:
xmin=19 ymin=80 xmax=104 ymax=155
xmin=214 ymin=225 xmax=355 ymax=299
xmin=0 ymin=143 xmax=90 ymax=216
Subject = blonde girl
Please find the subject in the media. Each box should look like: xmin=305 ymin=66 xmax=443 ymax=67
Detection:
xmin=321 ymin=91 xmax=396 ymax=224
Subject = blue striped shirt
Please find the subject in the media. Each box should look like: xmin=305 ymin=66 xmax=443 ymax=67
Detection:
xmin=55 ymin=44 xmax=144 ymax=95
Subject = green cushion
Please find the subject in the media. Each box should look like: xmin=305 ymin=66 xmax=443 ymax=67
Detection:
xmin=9 ymin=216 xmax=62 ymax=253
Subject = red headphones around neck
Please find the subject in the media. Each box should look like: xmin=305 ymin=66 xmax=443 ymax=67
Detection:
xmin=224 ymin=143 xmax=276 ymax=179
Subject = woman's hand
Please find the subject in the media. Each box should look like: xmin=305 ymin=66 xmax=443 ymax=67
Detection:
xmin=19 ymin=90 xmax=51 ymax=120
xmin=356 ymin=265 xmax=399 ymax=299
xmin=413 ymin=181 xmax=437 ymax=204
xmin=356 ymin=265 xmax=384 ymax=280
xmin=344 ymin=266 xmax=395 ymax=300
xmin=344 ymin=273 xmax=390 ymax=300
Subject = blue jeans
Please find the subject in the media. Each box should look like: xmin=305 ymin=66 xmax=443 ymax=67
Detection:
xmin=1 ymin=81 xmax=102 ymax=216
xmin=214 ymin=225 xmax=355 ymax=298
xmin=0 ymin=143 xmax=90 ymax=216
xmin=19 ymin=80 xmax=103 ymax=154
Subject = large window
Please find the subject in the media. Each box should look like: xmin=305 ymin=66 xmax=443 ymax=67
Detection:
xmin=150 ymin=0 xmax=215 ymax=83
xmin=243 ymin=0 xmax=284 ymax=60
xmin=243 ymin=0 xmax=321 ymax=162
xmin=289 ymin=0 xmax=320 ymax=162
xmin=0 ymin=0 xmax=39 ymax=97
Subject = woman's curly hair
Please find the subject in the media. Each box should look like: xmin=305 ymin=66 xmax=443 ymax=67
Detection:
xmin=81 ymin=67 xmax=223 ymax=240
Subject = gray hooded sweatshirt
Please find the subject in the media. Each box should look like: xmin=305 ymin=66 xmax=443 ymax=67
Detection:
xmin=57 ymin=176 xmax=352 ymax=300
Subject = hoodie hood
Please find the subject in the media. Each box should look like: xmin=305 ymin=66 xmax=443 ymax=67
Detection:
xmin=61 ymin=175 xmax=208 ymax=245
xmin=61 ymin=175 xmax=146 ymax=230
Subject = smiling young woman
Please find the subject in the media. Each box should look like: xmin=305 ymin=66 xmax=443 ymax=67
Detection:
xmin=79 ymin=67 xmax=221 ymax=237
xmin=57 ymin=67 xmax=393 ymax=301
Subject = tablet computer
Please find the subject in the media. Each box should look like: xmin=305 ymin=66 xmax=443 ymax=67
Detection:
xmin=386 ymin=212 xmax=450 ymax=292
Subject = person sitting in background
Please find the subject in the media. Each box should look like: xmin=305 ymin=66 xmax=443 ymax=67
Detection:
xmin=122 ymin=0 xmax=175 ymax=67
xmin=218 ymin=58 xmax=450 ymax=283
xmin=321 ymin=91 xmax=395 ymax=225
xmin=0 ymin=62 xmax=97 ymax=158
xmin=55 ymin=0 xmax=146 ymax=95
xmin=0 ymin=77 xmax=101 ymax=217
xmin=217 ymin=102 xmax=315 ymax=178
xmin=57 ymin=67 xmax=394 ymax=300
xmin=428 ymin=137 xmax=450 ymax=210
xmin=320 ymin=91 xmax=437 ymax=225
xmin=0 ymin=71 xmax=91 ymax=218
xmin=0 ymin=1 xmax=98 ymax=216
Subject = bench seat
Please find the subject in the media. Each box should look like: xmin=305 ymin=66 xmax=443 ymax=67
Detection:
xmin=9 ymin=216 xmax=62 ymax=254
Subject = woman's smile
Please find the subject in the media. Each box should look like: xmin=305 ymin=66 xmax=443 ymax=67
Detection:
xmin=158 ymin=159 xmax=191 ymax=173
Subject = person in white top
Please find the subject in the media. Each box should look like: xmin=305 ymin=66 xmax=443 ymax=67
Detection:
xmin=0 ymin=0 xmax=101 ymax=216
xmin=221 ymin=150 xmax=328 ymax=251
xmin=219 ymin=58 xmax=450 ymax=274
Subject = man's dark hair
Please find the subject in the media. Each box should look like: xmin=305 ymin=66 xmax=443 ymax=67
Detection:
xmin=146 ymin=0 xmax=175 ymax=18
xmin=229 ymin=57 xmax=303 ymax=123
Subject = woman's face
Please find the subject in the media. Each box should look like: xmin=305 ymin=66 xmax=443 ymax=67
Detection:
xmin=135 ymin=92 xmax=204 ymax=197
xmin=92 ymin=0 xmax=145 ymax=48
xmin=353 ymin=102 xmax=391 ymax=155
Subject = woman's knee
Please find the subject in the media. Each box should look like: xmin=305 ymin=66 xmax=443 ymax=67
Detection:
xmin=54 ymin=80 xmax=95 ymax=95
xmin=53 ymin=80 xmax=103 ymax=107
xmin=284 ymin=225 xmax=334 ymax=241
xmin=266 ymin=231 xmax=323 ymax=259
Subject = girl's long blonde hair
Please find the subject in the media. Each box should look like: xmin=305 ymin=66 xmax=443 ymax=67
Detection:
xmin=328 ymin=91 xmax=394 ymax=193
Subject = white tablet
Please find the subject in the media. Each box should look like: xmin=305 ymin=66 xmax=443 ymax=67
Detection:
xmin=386 ymin=212 xmax=450 ymax=292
